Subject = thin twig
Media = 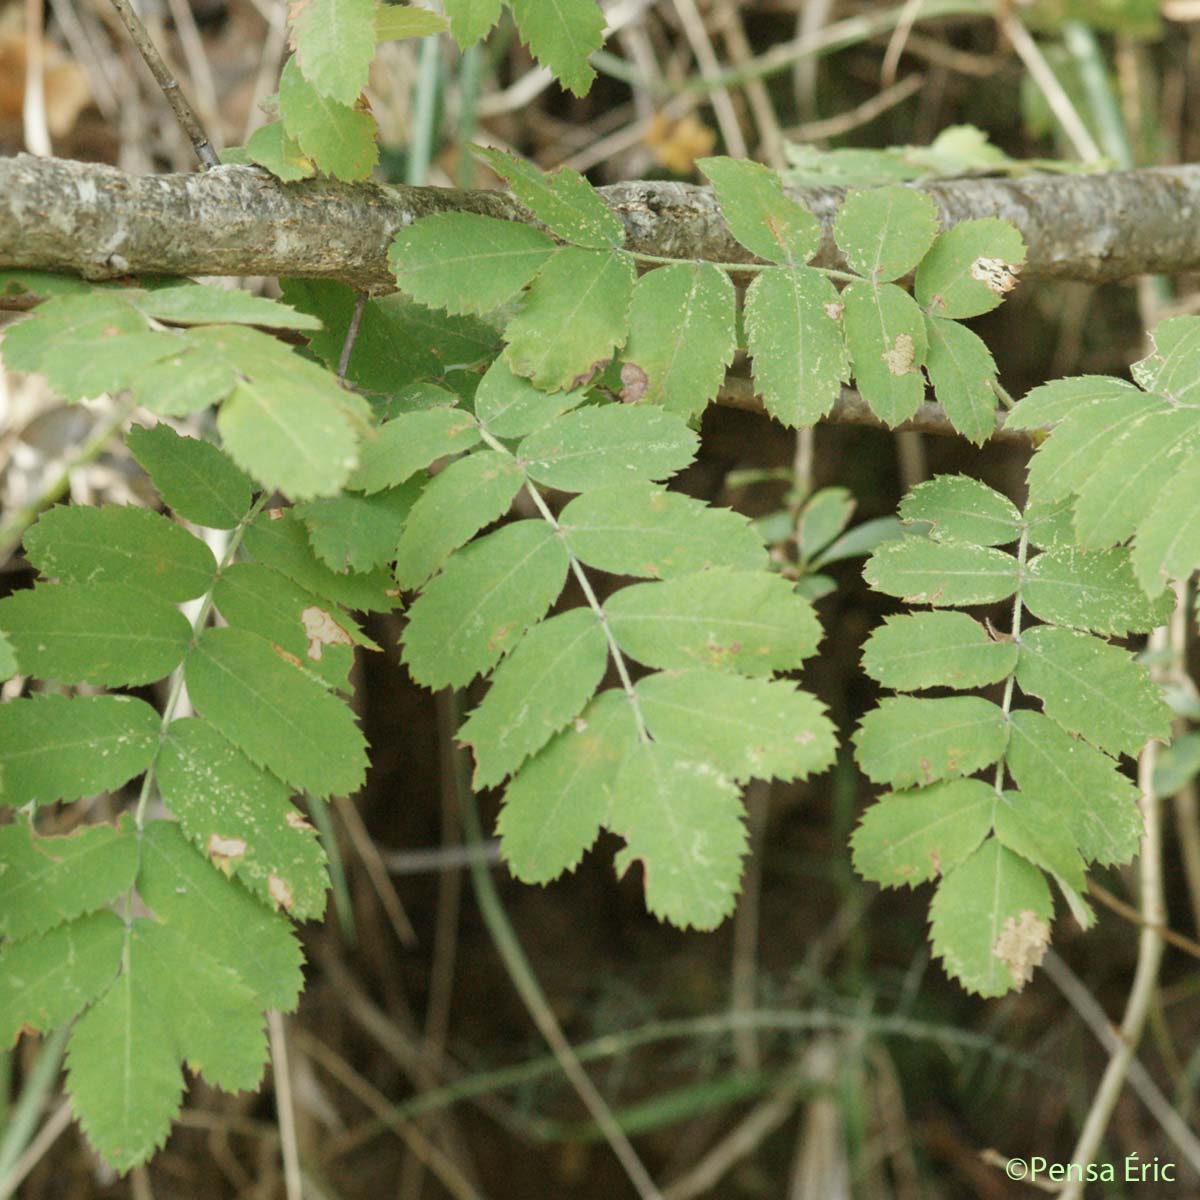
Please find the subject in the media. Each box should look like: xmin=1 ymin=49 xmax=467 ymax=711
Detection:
xmin=336 ymin=292 xmax=368 ymax=385
xmin=783 ymin=73 xmax=924 ymax=142
xmin=1086 ymin=881 xmax=1200 ymax=961
xmin=107 ymin=0 xmax=219 ymax=168
xmin=0 ymin=1026 xmax=70 ymax=1198
xmin=0 ymin=1101 xmax=72 ymax=1200
xmin=731 ymin=781 xmax=769 ymax=1073
xmin=268 ymin=1011 xmax=303 ymax=1200
xmin=23 ymin=0 xmax=51 ymax=156
xmin=673 ymin=0 xmax=747 ymax=158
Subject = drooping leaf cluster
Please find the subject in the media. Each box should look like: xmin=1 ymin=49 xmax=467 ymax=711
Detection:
xmin=0 ymin=422 xmax=402 ymax=1169
xmin=852 ymin=475 xmax=1173 ymax=996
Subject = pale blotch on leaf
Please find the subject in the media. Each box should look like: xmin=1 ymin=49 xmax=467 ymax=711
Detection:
xmin=267 ymin=507 xmax=286 ymax=521
xmin=620 ymin=362 xmax=649 ymax=404
xmin=970 ymin=256 xmax=1020 ymax=296
xmin=301 ymin=605 xmax=353 ymax=662
xmin=881 ymin=333 xmax=916 ymax=377
xmin=208 ymin=832 xmax=247 ymax=871
xmin=268 ymin=872 xmax=295 ymax=911
xmin=824 ymin=301 xmax=844 ymax=321
xmin=992 ymin=909 xmax=1051 ymax=990
xmin=286 ymin=810 xmax=314 ymax=832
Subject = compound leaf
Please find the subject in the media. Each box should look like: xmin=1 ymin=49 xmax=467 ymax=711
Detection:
xmin=185 ymin=626 xmax=369 ymax=797
xmin=610 ymin=743 xmax=746 ymax=931
xmin=402 ymin=520 xmax=570 ymax=688
xmin=519 ymin=405 xmax=697 ymax=492
xmin=851 ymin=778 xmax=996 ymax=888
xmin=497 ymin=690 xmax=639 ymax=882
xmin=635 ymin=668 xmax=836 ymax=783
xmin=126 ymin=424 xmax=253 ymax=530
xmin=460 ymin=608 xmax=609 ymax=789
xmin=745 ymin=266 xmax=848 ymax=426
xmin=606 ymin=571 xmax=821 ymax=675
xmin=0 ymin=695 xmax=159 ymax=807
xmin=861 ymin=611 xmax=1018 ymax=691
xmin=853 ymin=695 xmax=1008 ymax=789
xmin=559 ymin=484 xmax=767 ymax=579
xmin=504 ymin=248 xmax=635 ymax=391
xmin=834 ymin=185 xmax=939 ymax=281
xmin=390 ymin=214 xmax=557 ymax=315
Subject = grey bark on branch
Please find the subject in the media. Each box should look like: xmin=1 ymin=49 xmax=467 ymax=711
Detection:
xmin=4 ymin=154 xmax=1200 ymax=288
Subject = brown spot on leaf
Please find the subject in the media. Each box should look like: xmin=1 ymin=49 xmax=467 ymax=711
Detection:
xmin=207 ymin=833 xmax=247 ymax=871
xmin=929 ymin=849 xmax=942 ymax=876
xmin=488 ymin=623 xmax=514 ymax=653
xmin=286 ymin=811 xmax=314 ymax=832
xmin=970 ymin=256 xmax=1020 ymax=295
xmin=268 ymin=872 xmax=295 ymax=912
xmin=881 ymin=333 xmax=916 ymax=376
xmin=919 ymin=756 xmax=934 ymax=784
xmin=569 ymin=359 xmax=611 ymax=391
xmin=267 ymin=507 xmax=286 ymax=521
xmin=620 ymin=362 xmax=649 ymax=404
xmin=992 ymin=909 xmax=1050 ymax=990
xmin=301 ymin=605 xmax=353 ymax=662
xmin=274 ymin=645 xmax=304 ymax=669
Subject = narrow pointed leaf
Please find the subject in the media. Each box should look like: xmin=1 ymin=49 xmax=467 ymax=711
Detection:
xmin=842 ymin=281 xmax=927 ymax=426
xmin=745 ymin=266 xmax=848 ymax=426
xmin=460 ymin=609 xmax=609 ymax=788
xmin=833 ymin=185 xmax=939 ymax=281
xmin=622 ymin=263 xmax=736 ymax=419
xmin=504 ymin=249 xmax=635 ymax=391
xmin=390 ymin=213 xmax=557 ymax=315
xmin=519 ymin=405 xmax=697 ymax=492
xmin=610 ymin=743 xmax=746 ymax=931
xmin=559 ymin=484 xmax=767 ymax=578
xmin=861 ymin=612 xmax=1018 ymax=691
xmin=0 ymin=695 xmax=160 ymax=807
xmin=853 ymin=695 xmax=1008 ymax=789
xmin=402 ymin=520 xmax=571 ymax=688
xmin=851 ymin=778 xmax=996 ymax=888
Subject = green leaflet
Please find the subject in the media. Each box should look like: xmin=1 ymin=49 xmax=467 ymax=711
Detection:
xmin=899 ymin=475 xmax=1021 ymax=546
xmin=474 ymin=146 xmax=623 ymax=248
xmin=131 ymin=344 xmax=238 ymax=417
xmin=130 ymin=283 xmax=322 ymax=331
xmin=24 ymin=503 xmax=216 ymax=602
xmin=795 ymin=488 xmax=855 ymax=562
xmin=390 ymin=213 xmax=557 ymax=316
xmin=1014 ymin=625 xmax=1171 ymax=758
xmin=158 ymin=718 xmax=328 ymax=920
xmin=1022 ymin=546 xmax=1173 ymax=635
xmin=610 ymin=743 xmax=746 ymax=932
xmin=915 ymin=218 xmax=1027 ymax=318
xmin=0 ymin=630 xmax=14 ymax=681
xmin=923 ymin=317 xmax=998 ymax=446
xmin=1131 ymin=314 xmax=1200 ymax=403
xmin=635 ymin=669 xmax=836 ymax=783
xmin=185 ymin=626 xmax=369 ymax=797
xmin=605 ymin=570 xmax=821 ymax=675
xmin=497 ymin=690 xmax=640 ymax=882
xmin=0 ymin=695 xmax=160 ymax=807
xmin=243 ymin=120 xmax=314 ymax=181
xmin=1026 ymin=496 xmax=1077 ymax=550
xmin=278 ymin=57 xmax=378 ymax=182
xmin=0 ymin=583 xmax=191 ymax=687
xmin=929 ymin=838 xmax=1053 ymax=997
xmin=622 ymin=263 xmax=737 ymax=419
xmin=349 ymin=406 xmax=480 ymax=495
xmin=699 ymin=156 xmax=821 ymax=265
xmin=1071 ymin=406 xmax=1200 ymax=548
xmin=853 ymin=695 xmax=1009 ymax=789
xmin=0 ymin=823 xmax=137 ymax=940
xmin=1 ymin=293 xmax=177 ymax=401
xmin=444 ymin=0 xmax=502 ymax=47
xmin=475 ymin=356 xmax=586 ymax=438
xmin=1154 ymin=732 xmax=1200 ymax=797
xmin=503 ymin=248 xmax=635 ymax=392
xmin=394 ymin=451 xmax=523 ymax=588
xmin=139 ymin=821 xmax=304 ymax=1011
xmin=1 ymin=911 xmax=125 ymax=1045
xmin=841 ymin=280 xmax=928 ymax=426
xmin=289 ymin=0 xmax=375 ymax=104
xmin=851 ymin=778 xmax=996 ymax=888
xmin=243 ymin=507 xmax=397 ymax=611
xmin=402 ymin=520 xmax=571 ymax=688
xmin=863 ymin=538 xmax=1019 ymax=606
xmin=212 ymin=562 xmax=358 ymax=692
xmin=459 ymin=608 xmax=609 ymax=788
xmin=508 ymin=0 xmax=605 ymax=97
xmin=518 ymin=405 xmax=698 ymax=492
xmin=559 ymin=484 xmax=767 ymax=579
xmin=1130 ymin=448 xmax=1200 ymax=592
xmin=375 ymin=5 xmax=446 ymax=39
xmin=127 ymin=424 xmax=253 ymax=530
xmin=1005 ymin=374 xmax=1142 ymax=430
xmin=744 ymin=266 xmax=848 ymax=427
xmin=295 ymin=480 xmax=422 ymax=574
xmin=861 ymin=612 xmax=1019 ymax=691
xmin=993 ymin=790 xmax=1087 ymax=895
xmin=833 ymin=185 xmax=939 ymax=282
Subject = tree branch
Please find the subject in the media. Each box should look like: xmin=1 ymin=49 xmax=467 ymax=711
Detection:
xmin=4 ymin=155 xmax=1200 ymax=288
